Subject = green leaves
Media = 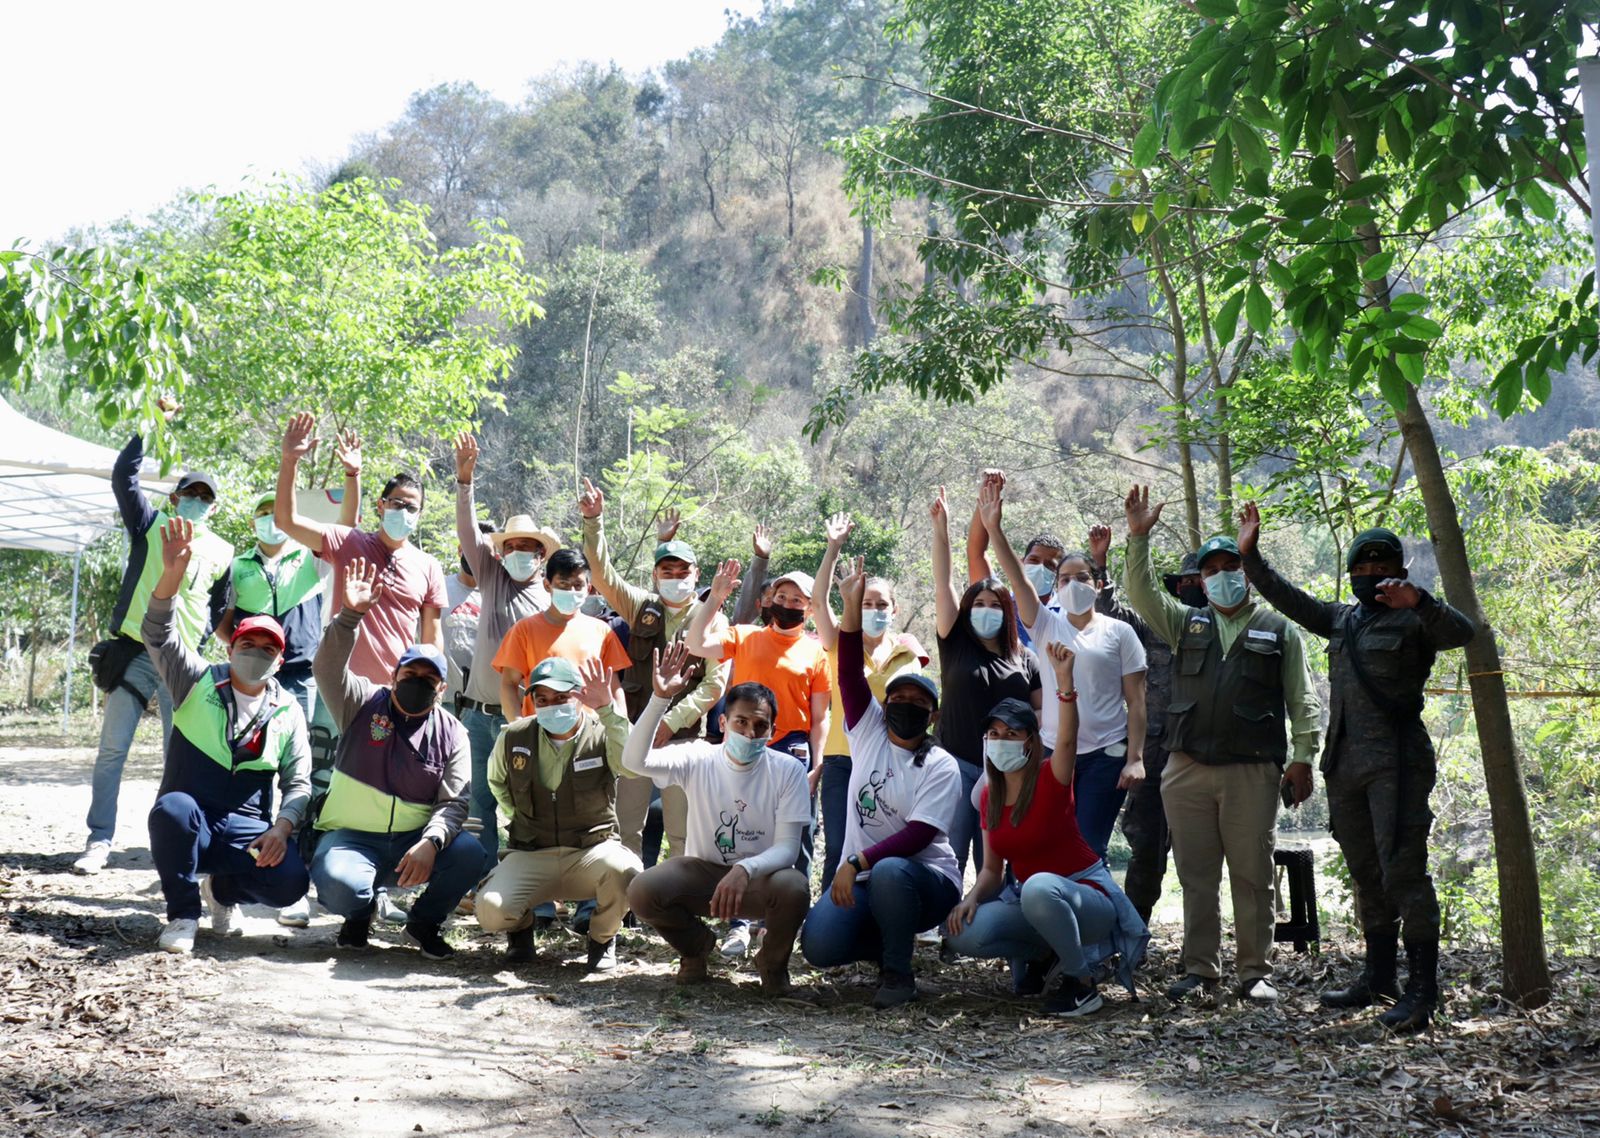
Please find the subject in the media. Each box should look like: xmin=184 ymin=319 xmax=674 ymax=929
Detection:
xmin=1214 ymin=289 xmax=1246 ymax=347
xmin=1360 ymin=250 xmax=1396 ymax=281
xmin=1245 ymin=282 xmax=1274 ymax=335
xmin=1131 ymin=119 xmax=1162 ymax=168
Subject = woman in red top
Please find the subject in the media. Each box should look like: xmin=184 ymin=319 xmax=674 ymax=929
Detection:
xmin=946 ymin=643 xmax=1142 ymax=1015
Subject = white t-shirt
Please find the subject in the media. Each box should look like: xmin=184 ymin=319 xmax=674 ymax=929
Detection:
xmin=842 ymin=700 xmax=964 ymax=889
xmin=1025 ymin=607 xmax=1147 ymax=752
xmin=638 ymin=741 xmax=811 ymax=866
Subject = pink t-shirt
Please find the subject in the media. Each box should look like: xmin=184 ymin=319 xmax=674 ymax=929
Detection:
xmin=319 ymin=526 xmax=448 ymax=685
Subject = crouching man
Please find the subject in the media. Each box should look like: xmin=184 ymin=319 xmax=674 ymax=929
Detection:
xmin=477 ymin=657 xmax=641 ymax=972
xmin=143 ymin=519 xmax=312 ymax=954
xmin=625 ymin=644 xmax=811 ymax=996
xmin=310 ymin=559 xmax=483 ymax=959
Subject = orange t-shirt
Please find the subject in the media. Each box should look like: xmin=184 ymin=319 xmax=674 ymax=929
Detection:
xmin=492 ymin=611 xmax=631 ymax=717
xmin=717 ymin=624 xmax=831 ymax=740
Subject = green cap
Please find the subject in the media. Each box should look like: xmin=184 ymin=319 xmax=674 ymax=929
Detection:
xmin=1195 ymin=534 xmax=1240 ymax=568
xmin=654 ymin=540 xmax=698 ymax=565
xmin=528 ymin=658 xmax=582 ymax=692
xmin=1347 ymin=527 xmax=1404 ymax=571
xmin=254 ymin=491 xmax=276 ymax=512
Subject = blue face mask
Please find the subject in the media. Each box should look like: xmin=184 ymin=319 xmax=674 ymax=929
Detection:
xmin=1023 ymin=562 xmax=1056 ymax=597
xmin=550 ymin=588 xmax=584 ymax=616
xmin=382 ymin=507 xmax=418 ymax=541
xmin=861 ymin=609 xmax=893 ymax=637
xmin=534 ymin=701 xmax=581 ymax=735
xmin=969 ymin=607 xmax=1005 ymax=640
xmin=502 ymin=551 xmax=539 ymax=582
xmin=984 ymin=737 xmax=1029 ymax=772
xmin=1203 ymin=569 xmax=1248 ymax=609
xmin=724 ymin=731 xmax=769 ymax=766
xmin=174 ymin=496 xmax=211 ymax=524
xmin=254 ymin=515 xmax=288 ymax=545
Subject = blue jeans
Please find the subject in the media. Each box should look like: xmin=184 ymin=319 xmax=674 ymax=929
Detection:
xmin=948 ymin=758 xmax=984 ymax=879
xmin=1074 ymin=743 xmax=1130 ymax=861
xmin=87 ymin=649 xmax=173 ymax=844
xmin=276 ymin=664 xmax=316 ymax=725
xmin=819 ymin=754 xmax=852 ymax=888
xmin=148 ymin=793 xmax=309 ymax=921
xmin=801 ymin=856 xmax=960 ymax=979
xmin=770 ymin=730 xmax=817 ymax=880
xmin=947 ymin=874 xmax=1117 ymax=979
xmin=312 ymin=827 xmax=484 ymax=928
xmin=461 ymin=706 xmax=506 ymax=862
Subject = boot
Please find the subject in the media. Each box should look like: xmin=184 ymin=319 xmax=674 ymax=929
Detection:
xmin=1379 ymin=938 xmax=1439 ymax=1032
xmin=1321 ymin=930 xmax=1400 ymax=1008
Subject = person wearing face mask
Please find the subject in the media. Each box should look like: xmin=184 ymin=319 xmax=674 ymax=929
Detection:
xmin=75 ymin=415 xmax=234 ymax=877
xmin=945 ymin=645 xmax=1150 ymax=1015
xmin=309 ymin=559 xmax=482 ymax=960
xmin=964 ymin=469 xmax=1066 ymax=648
xmin=274 ymin=413 xmax=447 ymax=688
xmin=1122 ymin=486 xmax=1321 ymax=1006
xmin=474 ymin=657 xmax=641 ymax=972
xmin=811 ymin=513 xmax=928 ymax=890
xmin=1239 ymin=503 xmax=1472 ymax=1031
xmin=799 ymin=556 xmax=963 ymax=1009
xmin=577 ymin=479 xmax=730 ymax=864
xmin=624 ymin=646 xmax=812 ymax=996
xmin=927 ymin=486 xmax=1042 ymax=881
xmin=139 ymin=518 xmax=312 ymax=954
xmin=980 ymin=481 xmax=1148 ymax=860
xmin=493 ymin=548 xmax=632 ymax=722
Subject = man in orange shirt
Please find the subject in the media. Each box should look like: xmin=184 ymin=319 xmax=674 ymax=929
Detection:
xmin=493 ymin=549 xmax=631 ymax=718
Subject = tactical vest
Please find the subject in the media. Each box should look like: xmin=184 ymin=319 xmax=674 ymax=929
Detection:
xmin=1163 ymin=606 xmax=1290 ymax=766
xmin=620 ymin=597 xmax=707 ymax=733
xmin=167 ymin=663 xmax=298 ymax=818
xmin=500 ymin=713 xmax=619 ymax=850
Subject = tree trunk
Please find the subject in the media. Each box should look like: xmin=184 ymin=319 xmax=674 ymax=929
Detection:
xmin=26 ymin=618 xmax=39 ymax=707
xmin=1152 ymin=258 xmax=1201 ymax=547
xmin=857 ymin=221 xmax=877 ymax=346
xmin=1216 ymin=394 xmax=1235 ymax=534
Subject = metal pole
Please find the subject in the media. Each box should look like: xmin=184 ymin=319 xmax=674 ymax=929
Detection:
xmin=61 ymin=548 xmax=82 ymax=734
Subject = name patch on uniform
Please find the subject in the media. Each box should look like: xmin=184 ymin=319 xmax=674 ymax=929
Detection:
xmin=511 ymin=745 xmax=531 ymax=772
xmin=573 ymin=756 xmax=605 ymax=772
xmin=1246 ymin=629 xmax=1279 ymax=642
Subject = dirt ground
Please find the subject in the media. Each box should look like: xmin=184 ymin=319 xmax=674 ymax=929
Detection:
xmin=2 ymin=712 xmax=1598 ymax=1138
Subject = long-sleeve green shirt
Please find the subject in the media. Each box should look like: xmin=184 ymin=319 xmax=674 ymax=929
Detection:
xmin=1122 ymin=535 xmax=1321 ymax=767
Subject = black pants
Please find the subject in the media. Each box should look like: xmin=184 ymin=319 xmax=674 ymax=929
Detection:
xmin=1118 ymin=740 xmax=1170 ymax=921
xmin=1326 ymin=759 xmax=1441 ymax=941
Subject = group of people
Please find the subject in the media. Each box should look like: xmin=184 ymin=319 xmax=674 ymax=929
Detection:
xmin=72 ymin=413 xmax=1474 ymax=1030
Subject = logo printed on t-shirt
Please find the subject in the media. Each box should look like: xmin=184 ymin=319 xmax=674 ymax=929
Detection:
xmin=715 ymin=809 xmax=741 ymax=861
xmin=854 ymin=769 xmax=898 ymax=829
xmin=369 ymin=714 xmax=393 ymax=743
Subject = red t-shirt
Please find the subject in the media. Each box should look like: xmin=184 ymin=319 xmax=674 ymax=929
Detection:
xmin=979 ymin=764 xmax=1100 ymax=883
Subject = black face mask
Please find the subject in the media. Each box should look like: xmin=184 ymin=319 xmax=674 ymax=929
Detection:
xmin=392 ymin=675 xmax=440 ymax=717
xmin=1350 ymin=575 xmax=1383 ymax=606
xmin=769 ymin=604 xmax=806 ymax=630
xmin=884 ymin=702 xmax=933 ymax=741
xmin=1177 ymin=584 xmax=1207 ymax=608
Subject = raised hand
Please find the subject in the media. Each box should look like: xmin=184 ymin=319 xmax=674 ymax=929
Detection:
xmin=1046 ymin=641 xmax=1076 ymax=686
xmin=1087 ymin=524 xmax=1113 ymax=567
xmin=453 ymin=432 xmax=478 ymax=484
xmin=980 ymin=468 xmax=1006 ymax=494
xmin=575 ymin=656 xmax=613 ymax=710
xmin=656 ymin=506 xmax=681 ymax=543
xmin=159 ymin=518 xmax=195 ymax=575
xmin=340 ymin=557 xmax=383 ymax=614
xmin=335 ymin=428 xmax=362 ymax=477
xmin=157 ymin=394 xmax=182 ymax=423
xmin=930 ymin=485 xmax=949 ymax=529
xmin=976 ymin=478 xmax=1003 ymax=534
xmin=282 ymin=412 xmax=318 ymax=461
xmin=578 ymin=476 xmax=604 ymax=520
xmin=1124 ymin=485 xmax=1166 ymax=537
xmin=837 ymin=554 xmax=867 ymax=609
xmin=1375 ymin=578 xmax=1421 ymax=610
xmin=751 ymin=523 xmax=773 ymax=559
xmin=709 ymin=558 xmax=742 ymax=603
xmin=824 ymin=511 xmax=854 ymax=548
xmin=651 ymin=641 xmax=695 ymax=700
xmin=1238 ymin=501 xmax=1261 ymax=557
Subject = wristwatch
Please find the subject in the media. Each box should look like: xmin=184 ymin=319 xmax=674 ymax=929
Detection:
xmin=426 ymin=834 xmax=444 ymax=852
xmin=846 ymin=854 xmax=865 ymax=873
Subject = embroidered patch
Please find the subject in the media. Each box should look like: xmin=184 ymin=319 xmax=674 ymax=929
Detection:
xmin=1187 ymin=620 xmax=1209 ymax=635
xmin=512 ymin=753 xmax=527 ymax=771
xmin=573 ymin=756 xmax=604 ymax=772
xmin=369 ymin=714 xmax=393 ymax=742
xmin=1246 ymin=629 xmax=1279 ymax=642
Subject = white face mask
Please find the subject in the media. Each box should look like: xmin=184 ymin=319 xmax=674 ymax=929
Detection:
xmin=1023 ymin=562 xmax=1056 ymax=597
xmin=502 ymin=551 xmax=540 ymax=582
xmin=1063 ymin=579 xmax=1098 ymax=615
xmin=861 ymin=609 xmax=893 ymax=637
xmin=550 ymin=588 xmax=584 ymax=615
xmin=984 ymin=737 xmax=1029 ymax=772
xmin=657 ymin=576 xmax=696 ymax=604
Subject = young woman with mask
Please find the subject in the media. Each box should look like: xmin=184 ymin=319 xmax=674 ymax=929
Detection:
xmin=945 ymin=643 xmax=1149 ymax=1014
xmin=812 ymin=513 xmax=928 ymax=889
xmin=978 ymin=479 xmax=1147 ymax=860
xmin=929 ymin=486 xmax=1042 ymax=879
xmin=801 ymin=557 xmax=963 ymax=1009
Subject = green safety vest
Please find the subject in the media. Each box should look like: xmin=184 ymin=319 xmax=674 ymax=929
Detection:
xmin=171 ymin=663 xmax=298 ymax=776
xmin=117 ymin=510 xmax=233 ymax=649
xmin=231 ymin=545 xmax=322 ymax=616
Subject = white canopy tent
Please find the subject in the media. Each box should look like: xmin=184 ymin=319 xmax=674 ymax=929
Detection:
xmin=0 ymin=396 xmax=175 ymax=728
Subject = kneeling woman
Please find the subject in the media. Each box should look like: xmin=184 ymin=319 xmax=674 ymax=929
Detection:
xmin=801 ymin=557 xmax=964 ymax=1009
xmin=946 ymin=643 xmax=1149 ymax=1015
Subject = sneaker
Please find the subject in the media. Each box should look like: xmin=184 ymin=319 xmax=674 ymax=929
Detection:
xmin=276 ymin=896 xmax=312 ymax=928
xmin=1241 ymin=977 xmax=1280 ymax=1004
xmin=505 ymin=925 xmax=535 ymax=964
xmin=336 ymin=913 xmax=372 ymax=951
xmin=376 ymin=888 xmax=409 ymax=924
xmin=1166 ymin=973 xmax=1219 ymax=1002
xmin=403 ymin=920 xmax=454 ymax=960
xmin=586 ymin=936 xmax=618 ymax=974
xmin=915 ymin=927 xmax=942 ymax=946
xmin=158 ymin=918 xmax=198 ymax=954
xmin=872 ymin=972 xmax=918 ymax=1010
xmin=200 ymin=876 xmax=241 ymax=937
xmin=73 ymin=841 xmax=111 ymax=875
xmin=1015 ymin=952 xmax=1059 ymax=997
xmin=1043 ymin=975 xmax=1104 ymax=1017
xmin=719 ymin=924 xmax=752 ymax=959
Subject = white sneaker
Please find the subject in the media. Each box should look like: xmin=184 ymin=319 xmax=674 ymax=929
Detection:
xmin=915 ymin=927 xmax=942 ymax=945
xmin=73 ymin=841 xmax=111 ymax=875
xmin=200 ymin=876 xmax=241 ymax=937
xmin=719 ymin=924 xmax=752 ymax=959
xmin=158 ymin=918 xmax=198 ymax=954
xmin=376 ymin=888 xmax=410 ymax=925
xmin=276 ymin=896 xmax=312 ymax=928
xmin=1241 ymin=977 xmax=1280 ymax=1004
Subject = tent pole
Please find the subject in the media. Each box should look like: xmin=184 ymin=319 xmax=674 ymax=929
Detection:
xmin=62 ymin=548 xmax=82 ymax=734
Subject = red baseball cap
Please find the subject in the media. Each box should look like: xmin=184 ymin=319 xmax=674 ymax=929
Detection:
xmin=231 ymin=614 xmax=286 ymax=652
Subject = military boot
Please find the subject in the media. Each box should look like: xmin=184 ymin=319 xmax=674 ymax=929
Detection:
xmin=1379 ymin=938 xmax=1439 ymax=1032
xmin=1321 ymin=930 xmax=1400 ymax=1008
